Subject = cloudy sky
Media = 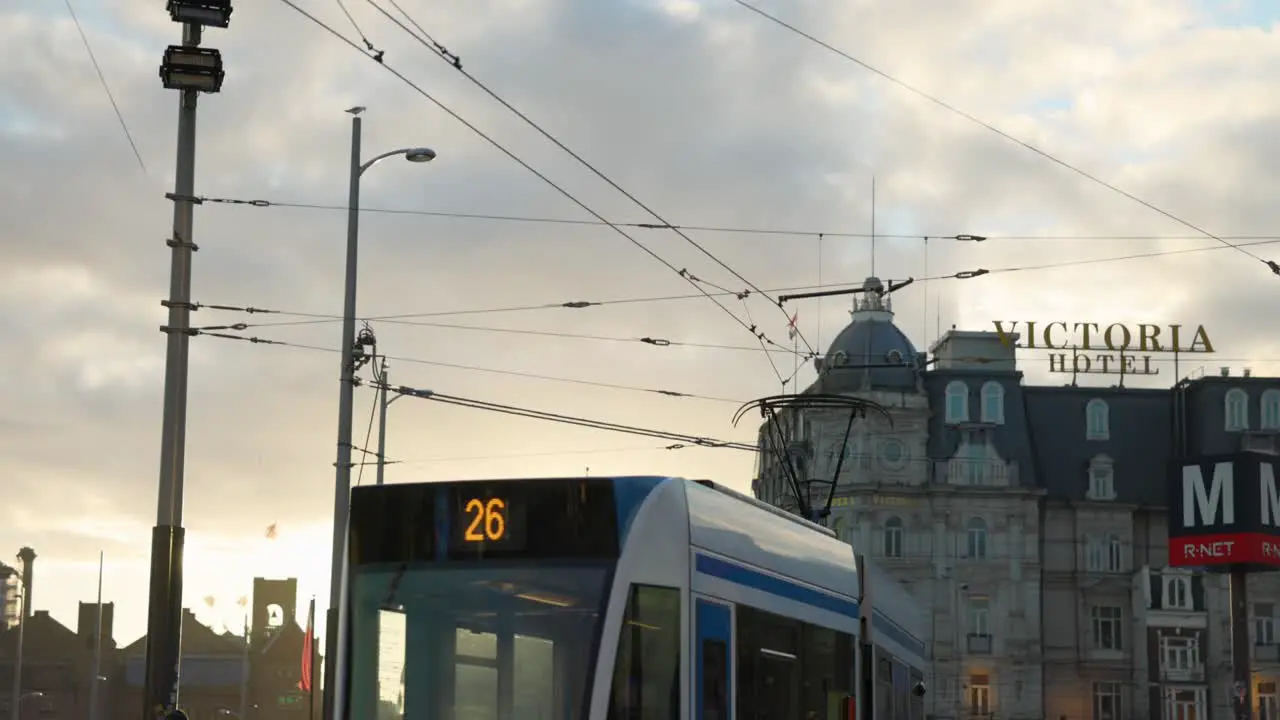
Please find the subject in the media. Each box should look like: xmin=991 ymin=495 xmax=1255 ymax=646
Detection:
xmin=3 ymin=0 xmax=1279 ymax=646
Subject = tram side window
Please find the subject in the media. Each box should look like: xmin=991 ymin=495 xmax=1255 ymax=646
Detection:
xmin=607 ymin=585 xmax=681 ymax=720
xmin=735 ymin=605 xmax=854 ymax=720
xmin=875 ymin=656 xmax=893 ymax=720
xmin=702 ymin=639 xmax=728 ymax=720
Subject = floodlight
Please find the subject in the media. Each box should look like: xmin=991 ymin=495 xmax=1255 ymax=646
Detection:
xmin=159 ymin=46 xmax=225 ymax=93
xmin=166 ymin=0 xmax=233 ymax=28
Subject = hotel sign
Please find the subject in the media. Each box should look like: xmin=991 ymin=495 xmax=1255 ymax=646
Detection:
xmin=992 ymin=321 xmax=1214 ymax=376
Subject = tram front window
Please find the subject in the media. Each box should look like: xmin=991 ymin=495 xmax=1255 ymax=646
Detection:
xmin=349 ymin=561 xmax=614 ymax=720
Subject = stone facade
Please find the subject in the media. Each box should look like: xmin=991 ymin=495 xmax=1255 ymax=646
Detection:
xmin=753 ymin=277 xmax=1280 ymax=720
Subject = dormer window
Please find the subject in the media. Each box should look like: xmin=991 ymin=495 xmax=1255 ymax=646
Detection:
xmin=1226 ymin=388 xmax=1249 ymax=431
xmin=1088 ymin=454 xmax=1116 ymax=501
xmin=980 ymin=381 xmax=1005 ymax=424
xmin=1086 ymin=399 xmax=1110 ymax=440
xmin=1263 ymin=390 xmax=1280 ymax=430
xmin=945 ymin=381 xmax=969 ymax=424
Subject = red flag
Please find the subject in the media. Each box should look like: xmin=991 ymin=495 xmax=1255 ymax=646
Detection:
xmin=298 ymin=597 xmax=315 ymax=692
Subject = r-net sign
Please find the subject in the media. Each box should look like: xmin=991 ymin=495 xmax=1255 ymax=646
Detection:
xmin=1169 ymin=452 xmax=1280 ymax=570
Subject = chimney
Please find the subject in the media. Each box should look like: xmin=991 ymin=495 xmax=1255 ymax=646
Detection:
xmin=77 ymin=602 xmax=115 ymax=650
xmin=17 ymin=547 xmax=35 ymax=618
xmin=1244 ymin=368 xmax=1253 ymax=378
xmin=1220 ymin=367 xmax=1231 ymax=378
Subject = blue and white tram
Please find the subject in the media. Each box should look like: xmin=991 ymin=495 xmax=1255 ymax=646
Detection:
xmin=342 ymin=476 xmax=927 ymax=720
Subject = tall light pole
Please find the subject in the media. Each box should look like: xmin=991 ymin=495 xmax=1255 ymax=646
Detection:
xmin=8 ymin=555 xmax=30 ymax=720
xmin=375 ymin=357 xmax=406 ymax=486
xmin=147 ymin=1 xmax=231 ymax=718
xmin=323 ymin=106 xmax=436 ymax=720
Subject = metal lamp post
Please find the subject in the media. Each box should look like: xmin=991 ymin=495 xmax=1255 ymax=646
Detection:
xmin=146 ymin=1 xmax=231 ymax=718
xmin=322 ymin=106 xmax=436 ymax=720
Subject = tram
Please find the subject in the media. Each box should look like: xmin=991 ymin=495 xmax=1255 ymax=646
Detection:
xmin=341 ymin=476 xmax=928 ymax=720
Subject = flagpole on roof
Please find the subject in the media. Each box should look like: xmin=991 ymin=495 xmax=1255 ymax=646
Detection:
xmin=238 ymin=597 xmax=249 ymax=720
xmin=89 ymin=551 xmax=103 ymax=720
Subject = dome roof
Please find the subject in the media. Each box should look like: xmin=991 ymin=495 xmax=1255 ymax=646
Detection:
xmin=814 ymin=277 xmax=920 ymax=392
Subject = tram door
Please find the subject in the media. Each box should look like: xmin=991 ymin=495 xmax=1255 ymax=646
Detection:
xmin=696 ymin=598 xmax=733 ymax=720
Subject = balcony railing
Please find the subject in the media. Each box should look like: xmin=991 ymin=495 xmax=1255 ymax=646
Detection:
xmin=934 ymin=459 xmax=1018 ymax=487
xmin=1162 ymin=666 xmax=1206 ymax=682
xmin=1255 ymin=644 xmax=1280 ymax=663
xmin=966 ymin=634 xmax=993 ymax=654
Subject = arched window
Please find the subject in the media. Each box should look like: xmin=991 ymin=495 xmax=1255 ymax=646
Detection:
xmin=884 ymin=517 xmax=904 ymax=558
xmin=980 ymin=381 xmax=1005 ymax=424
xmin=1107 ymin=534 xmax=1123 ymax=572
xmin=966 ymin=517 xmax=988 ymax=559
xmin=1086 ymin=398 xmax=1110 ymax=441
xmin=1263 ymin=390 xmax=1280 ymax=430
xmin=945 ymin=381 xmax=969 ymax=424
xmin=1226 ymin=388 xmax=1249 ymax=431
xmin=1088 ymin=454 xmax=1115 ymax=501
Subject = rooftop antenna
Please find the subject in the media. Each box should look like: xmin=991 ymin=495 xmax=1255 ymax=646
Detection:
xmin=870 ymin=176 xmax=877 ymax=277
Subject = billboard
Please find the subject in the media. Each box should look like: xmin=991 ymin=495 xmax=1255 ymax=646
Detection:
xmin=1168 ymin=453 xmax=1280 ymax=570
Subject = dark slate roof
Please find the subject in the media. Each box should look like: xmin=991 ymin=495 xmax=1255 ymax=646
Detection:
xmin=810 ymin=278 xmax=921 ymax=393
xmin=1023 ymin=385 xmax=1171 ymax=505
xmin=121 ymin=608 xmax=243 ymax=656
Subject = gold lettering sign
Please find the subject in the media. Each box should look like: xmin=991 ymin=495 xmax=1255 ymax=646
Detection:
xmin=991 ymin=321 xmax=1214 ymax=377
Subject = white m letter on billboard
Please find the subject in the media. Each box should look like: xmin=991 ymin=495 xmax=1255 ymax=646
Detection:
xmin=1262 ymin=464 xmax=1280 ymax=527
xmin=1182 ymin=462 xmax=1235 ymax=527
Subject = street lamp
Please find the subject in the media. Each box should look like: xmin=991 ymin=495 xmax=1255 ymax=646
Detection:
xmin=323 ymin=106 xmax=436 ymax=720
xmin=146 ymin=0 xmax=231 ymax=718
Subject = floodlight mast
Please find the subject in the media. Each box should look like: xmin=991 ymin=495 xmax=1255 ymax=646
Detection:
xmin=144 ymin=2 xmax=230 ymax=719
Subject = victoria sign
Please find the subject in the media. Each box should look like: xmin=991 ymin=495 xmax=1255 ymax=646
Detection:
xmin=1168 ymin=453 xmax=1280 ymax=570
xmin=992 ymin=321 xmax=1214 ymax=377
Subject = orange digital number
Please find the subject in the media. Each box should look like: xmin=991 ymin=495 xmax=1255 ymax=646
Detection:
xmin=463 ymin=498 xmax=507 ymax=542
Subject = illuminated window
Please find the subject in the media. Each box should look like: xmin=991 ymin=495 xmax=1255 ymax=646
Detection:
xmin=945 ymin=381 xmax=969 ymax=424
xmin=1164 ymin=688 xmax=1205 ymax=720
xmin=1264 ymin=390 xmax=1280 ymax=430
xmin=967 ymin=674 xmax=991 ymax=716
xmin=980 ymin=382 xmax=1004 ymax=424
xmin=1260 ymin=682 xmax=1277 ymax=720
xmin=1086 ymin=398 xmax=1110 ymax=440
xmin=1226 ymin=388 xmax=1249 ymax=431
xmin=1093 ymin=681 xmax=1122 ymax=720
xmin=883 ymin=517 xmax=903 ymax=558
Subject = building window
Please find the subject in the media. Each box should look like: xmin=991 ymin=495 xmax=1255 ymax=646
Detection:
xmin=1260 ymin=682 xmax=1277 ymax=720
xmin=1086 ymin=537 xmax=1104 ymax=572
xmin=967 ymin=674 xmax=991 ymax=716
xmin=883 ymin=517 xmax=903 ymax=558
xmin=1088 ymin=455 xmax=1115 ymax=501
xmin=1264 ymin=390 xmax=1280 ymax=430
xmin=946 ymin=381 xmax=969 ymax=424
xmin=1093 ymin=681 xmax=1122 ymax=720
xmin=968 ymin=596 xmax=990 ymax=636
xmin=966 ymin=517 xmax=988 ymax=559
xmin=1165 ymin=688 xmax=1206 ymax=720
xmin=1086 ymin=398 xmax=1110 ymax=440
xmin=1161 ymin=635 xmax=1200 ymax=673
xmin=1165 ymin=575 xmax=1192 ymax=611
xmin=980 ymin=381 xmax=1004 ymax=424
xmin=1091 ymin=605 xmax=1122 ymax=650
xmin=1256 ymin=603 xmax=1275 ymax=645
xmin=1226 ymin=388 xmax=1249 ymax=431
xmin=1107 ymin=534 xmax=1123 ymax=572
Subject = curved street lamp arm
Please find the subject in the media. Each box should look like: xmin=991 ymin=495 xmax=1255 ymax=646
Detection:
xmin=358 ymin=149 xmax=421 ymax=176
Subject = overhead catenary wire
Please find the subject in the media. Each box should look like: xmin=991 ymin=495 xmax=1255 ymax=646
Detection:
xmin=194 ymin=195 xmax=1280 ymax=242
xmin=362 ymin=0 xmax=820 ymax=362
xmin=190 ymin=329 xmax=745 ymax=404
xmin=731 ymin=0 xmax=1280 ymax=275
xmin=270 ymin=0 xmax=805 ymax=374
xmin=393 ymin=444 xmax=704 ymax=465
xmin=193 ymin=235 xmax=1280 ymax=329
xmin=62 ymin=0 xmax=147 ymax=175
xmin=375 ymin=382 xmax=759 ymax=452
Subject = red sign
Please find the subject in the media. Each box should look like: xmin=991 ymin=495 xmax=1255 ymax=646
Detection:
xmin=1169 ymin=532 xmax=1280 ymax=568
